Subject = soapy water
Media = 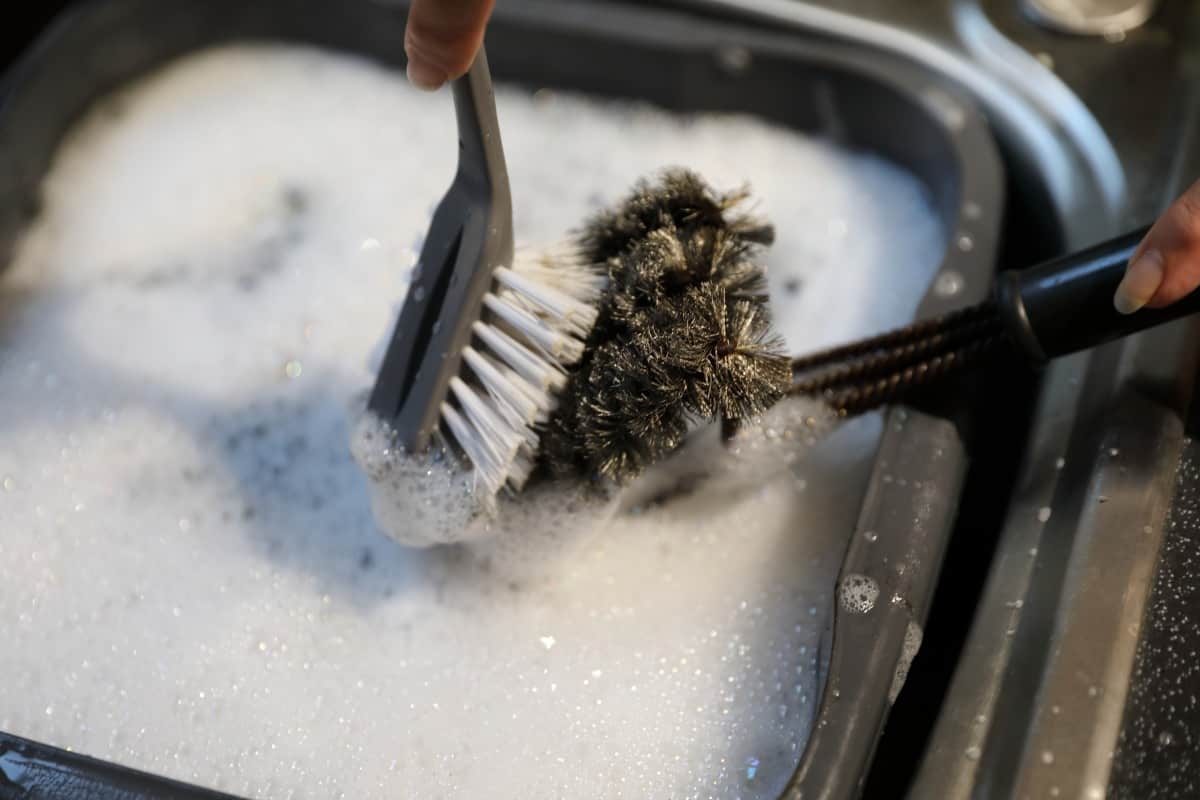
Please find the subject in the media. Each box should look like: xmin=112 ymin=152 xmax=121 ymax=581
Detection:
xmin=0 ymin=44 xmax=944 ymax=798
xmin=351 ymin=385 xmax=843 ymax=548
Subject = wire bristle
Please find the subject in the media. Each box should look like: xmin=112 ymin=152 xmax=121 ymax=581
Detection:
xmin=541 ymin=169 xmax=791 ymax=483
xmin=579 ymin=168 xmax=775 ymax=263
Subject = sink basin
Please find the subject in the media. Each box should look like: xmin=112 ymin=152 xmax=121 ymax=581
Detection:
xmin=0 ymin=1 xmax=1003 ymax=797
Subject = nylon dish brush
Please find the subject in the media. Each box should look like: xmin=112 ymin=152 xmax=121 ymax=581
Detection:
xmin=789 ymin=225 xmax=1199 ymax=414
xmin=357 ymin=51 xmax=791 ymax=547
xmin=362 ymin=49 xmax=603 ymax=542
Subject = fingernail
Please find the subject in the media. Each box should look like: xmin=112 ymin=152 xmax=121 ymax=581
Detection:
xmin=1114 ymin=249 xmax=1164 ymax=314
xmin=406 ymin=58 xmax=446 ymax=91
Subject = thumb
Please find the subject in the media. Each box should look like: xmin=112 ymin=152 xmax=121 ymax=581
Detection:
xmin=1115 ymin=178 xmax=1200 ymax=313
xmin=405 ymin=0 xmax=495 ymax=91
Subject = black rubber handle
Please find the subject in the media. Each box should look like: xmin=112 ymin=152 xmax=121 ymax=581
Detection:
xmin=994 ymin=225 xmax=1200 ymax=362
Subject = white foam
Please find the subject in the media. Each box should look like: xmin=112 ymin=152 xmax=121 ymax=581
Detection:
xmin=839 ymin=573 xmax=881 ymax=615
xmin=890 ymin=621 xmax=925 ymax=704
xmin=0 ymin=44 xmax=944 ymax=799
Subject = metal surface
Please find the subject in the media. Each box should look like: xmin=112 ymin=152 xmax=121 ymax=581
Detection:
xmin=1111 ymin=435 xmax=1200 ymax=800
xmin=671 ymin=0 xmax=1126 ymax=250
xmin=0 ymin=733 xmax=240 ymax=800
xmin=786 ymin=412 xmax=966 ymax=799
xmin=904 ymin=0 xmax=1200 ymax=796
xmin=905 ymin=350 xmax=1094 ymax=799
xmin=1023 ymin=0 xmax=1159 ymax=36
xmin=679 ymin=0 xmax=1200 ymax=797
xmin=651 ymin=3 xmax=1198 ymax=796
xmin=1110 ymin=15 xmax=1200 ymax=796
xmin=910 ymin=331 xmax=1199 ymax=800
xmin=1010 ymin=392 xmax=1183 ymax=799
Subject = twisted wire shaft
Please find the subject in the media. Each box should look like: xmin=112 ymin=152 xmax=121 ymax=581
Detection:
xmin=789 ymin=302 xmax=996 ymax=373
xmin=821 ymin=335 xmax=1004 ymax=414
xmin=792 ymin=311 xmax=1002 ymax=395
xmin=789 ymin=300 xmax=1006 ymax=415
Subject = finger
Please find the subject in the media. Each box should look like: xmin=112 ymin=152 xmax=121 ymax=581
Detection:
xmin=1115 ymin=178 xmax=1200 ymax=313
xmin=405 ymin=0 xmax=495 ymax=91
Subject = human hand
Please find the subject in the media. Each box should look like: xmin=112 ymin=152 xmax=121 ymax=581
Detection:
xmin=1114 ymin=178 xmax=1200 ymax=314
xmin=404 ymin=0 xmax=495 ymax=90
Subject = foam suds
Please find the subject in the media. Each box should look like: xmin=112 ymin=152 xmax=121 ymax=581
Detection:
xmin=348 ymin=407 xmax=499 ymax=546
xmin=0 ymin=44 xmax=944 ymax=798
xmin=351 ymin=394 xmax=839 ymax=548
xmin=839 ymin=573 xmax=881 ymax=615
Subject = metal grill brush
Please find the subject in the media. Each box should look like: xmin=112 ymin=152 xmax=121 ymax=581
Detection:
xmin=791 ymin=226 xmax=1200 ymax=414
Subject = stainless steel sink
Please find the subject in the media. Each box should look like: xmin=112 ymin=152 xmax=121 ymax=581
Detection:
xmin=671 ymin=2 xmax=1200 ymax=798
xmin=2 ymin=1 xmax=1198 ymax=798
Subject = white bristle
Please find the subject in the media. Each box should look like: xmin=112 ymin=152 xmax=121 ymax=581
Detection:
xmin=440 ymin=402 xmax=503 ymax=496
xmin=507 ymin=447 xmax=536 ymax=490
xmin=483 ymin=292 xmax=585 ymax=362
xmin=471 ymin=321 xmax=565 ymax=392
xmin=439 ymin=246 xmax=605 ymax=500
xmin=513 ymin=244 xmax=607 ymax=304
xmin=451 ymin=377 xmax=521 ymax=457
xmin=495 ymin=359 xmax=554 ymax=424
xmin=495 ymin=267 xmax=599 ymax=336
xmin=463 ymin=347 xmax=540 ymax=427
xmin=463 ymin=349 xmax=545 ymax=456
xmin=446 ymin=390 xmax=511 ymax=472
xmin=476 ymin=355 xmax=544 ymax=452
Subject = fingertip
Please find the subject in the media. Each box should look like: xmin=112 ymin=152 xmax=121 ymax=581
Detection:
xmin=1134 ymin=179 xmax=1200 ymax=309
xmin=1113 ymin=249 xmax=1164 ymax=315
xmin=406 ymin=57 xmax=447 ymax=91
xmin=404 ymin=0 xmax=492 ymax=87
xmin=1114 ymin=288 xmax=1143 ymax=315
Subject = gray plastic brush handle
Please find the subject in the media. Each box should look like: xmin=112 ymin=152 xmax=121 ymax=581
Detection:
xmin=994 ymin=225 xmax=1200 ymax=362
xmin=403 ymin=48 xmax=514 ymax=450
xmin=452 ymin=51 xmax=512 ymax=206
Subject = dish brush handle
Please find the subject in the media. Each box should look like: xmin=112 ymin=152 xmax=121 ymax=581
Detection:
xmin=367 ymin=47 xmax=513 ymax=448
xmin=994 ymin=225 xmax=1200 ymax=362
xmin=452 ymin=48 xmax=511 ymax=212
